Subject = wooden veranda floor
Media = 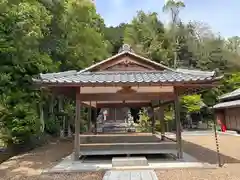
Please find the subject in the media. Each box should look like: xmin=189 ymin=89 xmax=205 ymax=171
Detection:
xmin=78 ymin=133 xmax=177 ymax=156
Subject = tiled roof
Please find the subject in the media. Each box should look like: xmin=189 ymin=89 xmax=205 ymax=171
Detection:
xmin=176 ymin=68 xmax=215 ymax=77
xmin=34 ymin=70 xmax=220 ymax=85
xmin=219 ymin=88 xmax=240 ymax=101
xmin=213 ymin=99 xmax=240 ymax=109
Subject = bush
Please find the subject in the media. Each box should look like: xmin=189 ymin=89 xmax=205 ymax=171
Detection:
xmin=45 ymin=118 xmax=60 ymax=136
xmin=138 ymin=109 xmax=152 ymax=132
xmin=1 ymin=102 xmax=41 ymax=145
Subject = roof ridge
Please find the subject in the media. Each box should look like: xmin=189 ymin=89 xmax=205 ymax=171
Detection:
xmin=80 ymin=70 xmax=170 ymax=74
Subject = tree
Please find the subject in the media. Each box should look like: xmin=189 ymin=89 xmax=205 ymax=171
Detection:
xmin=124 ymin=11 xmax=172 ymax=65
xmin=181 ymin=95 xmax=203 ymax=113
xmin=163 ymin=0 xmax=185 ymax=68
xmin=175 ymin=22 xmax=197 ymax=68
xmin=40 ymin=0 xmax=110 ymax=70
xmin=0 ymin=0 xmax=56 ymax=144
xmin=224 ymin=36 xmax=240 ymax=70
xmin=104 ymin=23 xmax=128 ymax=55
xmin=163 ymin=0 xmax=185 ymax=25
xmin=225 ymin=36 xmax=240 ymax=55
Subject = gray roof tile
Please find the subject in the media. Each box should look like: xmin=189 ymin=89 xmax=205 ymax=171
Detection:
xmin=213 ymin=99 xmax=240 ymax=109
xmin=219 ymin=88 xmax=240 ymax=101
xmin=34 ymin=70 xmax=219 ymax=85
xmin=176 ymin=68 xmax=215 ymax=77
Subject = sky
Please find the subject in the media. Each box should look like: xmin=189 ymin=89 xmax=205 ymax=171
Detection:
xmin=95 ymin=0 xmax=240 ymax=38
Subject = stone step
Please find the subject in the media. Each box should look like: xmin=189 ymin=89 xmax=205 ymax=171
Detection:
xmin=103 ymin=170 xmax=158 ymax=180
xmin=112 ymin=157 xmax=148 ymax=167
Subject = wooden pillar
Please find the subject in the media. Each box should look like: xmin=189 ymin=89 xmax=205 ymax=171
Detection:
xmin=58 ymin=96 xmax=64 ymax=138
xmin=159 ymin=102 xmax=165 ymax=141
xmin=174 ymin=89 xmax=183 ymax=159
xmin=39 ymin=101 xmax=45 ymax=133
xmin=39 ymin=88 xmax=45 ymax=133
xmin=88 ymin=101 xmax=92 ymax=133
xmin=74 ymin=88 xmax=81 ymax=161
xmin=94 ymin=102 xmax=98 ymax=134
xmin=49 ymin=94 xmax=55 ymax=120
xmin=62 ymin=99 xmax=66 ymax=137
xmin=152 ymin=106 xmax=156 ymax=134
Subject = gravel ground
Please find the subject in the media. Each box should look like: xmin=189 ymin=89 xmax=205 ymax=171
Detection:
xmin=155 ymin=133 xmax=240 ymax=180
xmin=156 ymin=164 xmax=240 ymax=180
xmin=0 ymin=137 xmax=104 ymax=180
xmin=1 ymin=134 xmax=240 ymax=180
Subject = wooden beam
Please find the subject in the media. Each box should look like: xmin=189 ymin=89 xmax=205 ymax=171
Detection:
xmin=174 ymin=88 xmax=183 ymax=159
xmin=96 ymin=102 xmax=151 ymax=108
xmin=152 ymin=105 xmax=155 ymax=134
xmin=88 ymin=101 xmax=92 ymax=132
xmin=78 ymin=92 xmax=174 ymax=101
xmin=74 ymin=88 xmax=81 ymax=161
xmin=159 ymin=103 xmax=165 ymax=141
xmin=58 ymin=96 xmax=64 ymax=138
xmin=80 ymin=86 xmax=174 ymax=94
xmin=95 ymin=103 xmax=98 ymax=135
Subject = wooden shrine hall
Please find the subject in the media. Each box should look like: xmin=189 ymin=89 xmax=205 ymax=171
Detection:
xmin=33 ymin=44 xmax=221 ymax=161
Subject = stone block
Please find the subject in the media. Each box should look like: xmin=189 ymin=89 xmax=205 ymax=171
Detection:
xmin=112 ymin=157 xmax=148 ymax=167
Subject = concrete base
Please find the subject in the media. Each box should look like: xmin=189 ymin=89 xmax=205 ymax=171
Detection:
xmin=44 ymin=151 xmax=216 ymax=173
xmin=112 ymin=157 xmax=148 ymax=167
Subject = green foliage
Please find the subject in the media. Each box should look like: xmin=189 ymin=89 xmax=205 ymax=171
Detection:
xmin=0 ymin=0 xmax=55 ymax=145
xmin=0 ymin=0 xmax=113 ymax=146
xmin=165 ymin=108 xmax=174 ymax=121
xmin=181 ymin=95 xmax=203 ymax=113
xmin=124 ymin=11 xmax=172 ymax=65
xmin=44 ymin=0 xmax=110 ymax=70
xmin=137 ymin=109 xmax=152 ymax=132
xmin=224 ymin=73 xmax=240 ymax=90
xmin=0 ymin=100 xmax=40 ymax=144
xmin=202 ymin=73 xmax=240 ymax=106
xmin=45 ymin=118 xmax=59 ymax=136
xmin=104 ymin=23 xmax=127 ymax=55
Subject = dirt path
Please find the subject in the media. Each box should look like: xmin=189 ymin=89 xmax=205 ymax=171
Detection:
xmin=0 ymin=139 xmax=104 ymax=180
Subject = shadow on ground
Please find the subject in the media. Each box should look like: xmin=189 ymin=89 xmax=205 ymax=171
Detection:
xmin=183 ymin=140 xmax=240 ymax=165
xmin=0 ymin=139 xmax=73 ymax=179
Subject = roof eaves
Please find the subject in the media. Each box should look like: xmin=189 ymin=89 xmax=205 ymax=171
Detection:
xmin=213 ymin=99 xmax=240 ymax=109
xmin=40 ymin=70 xmax=77 ymax=79
xmin=219 ymin=88 xmax=240 ymax=101
xmin=176 ymin=68 xmax=216 ymax=77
